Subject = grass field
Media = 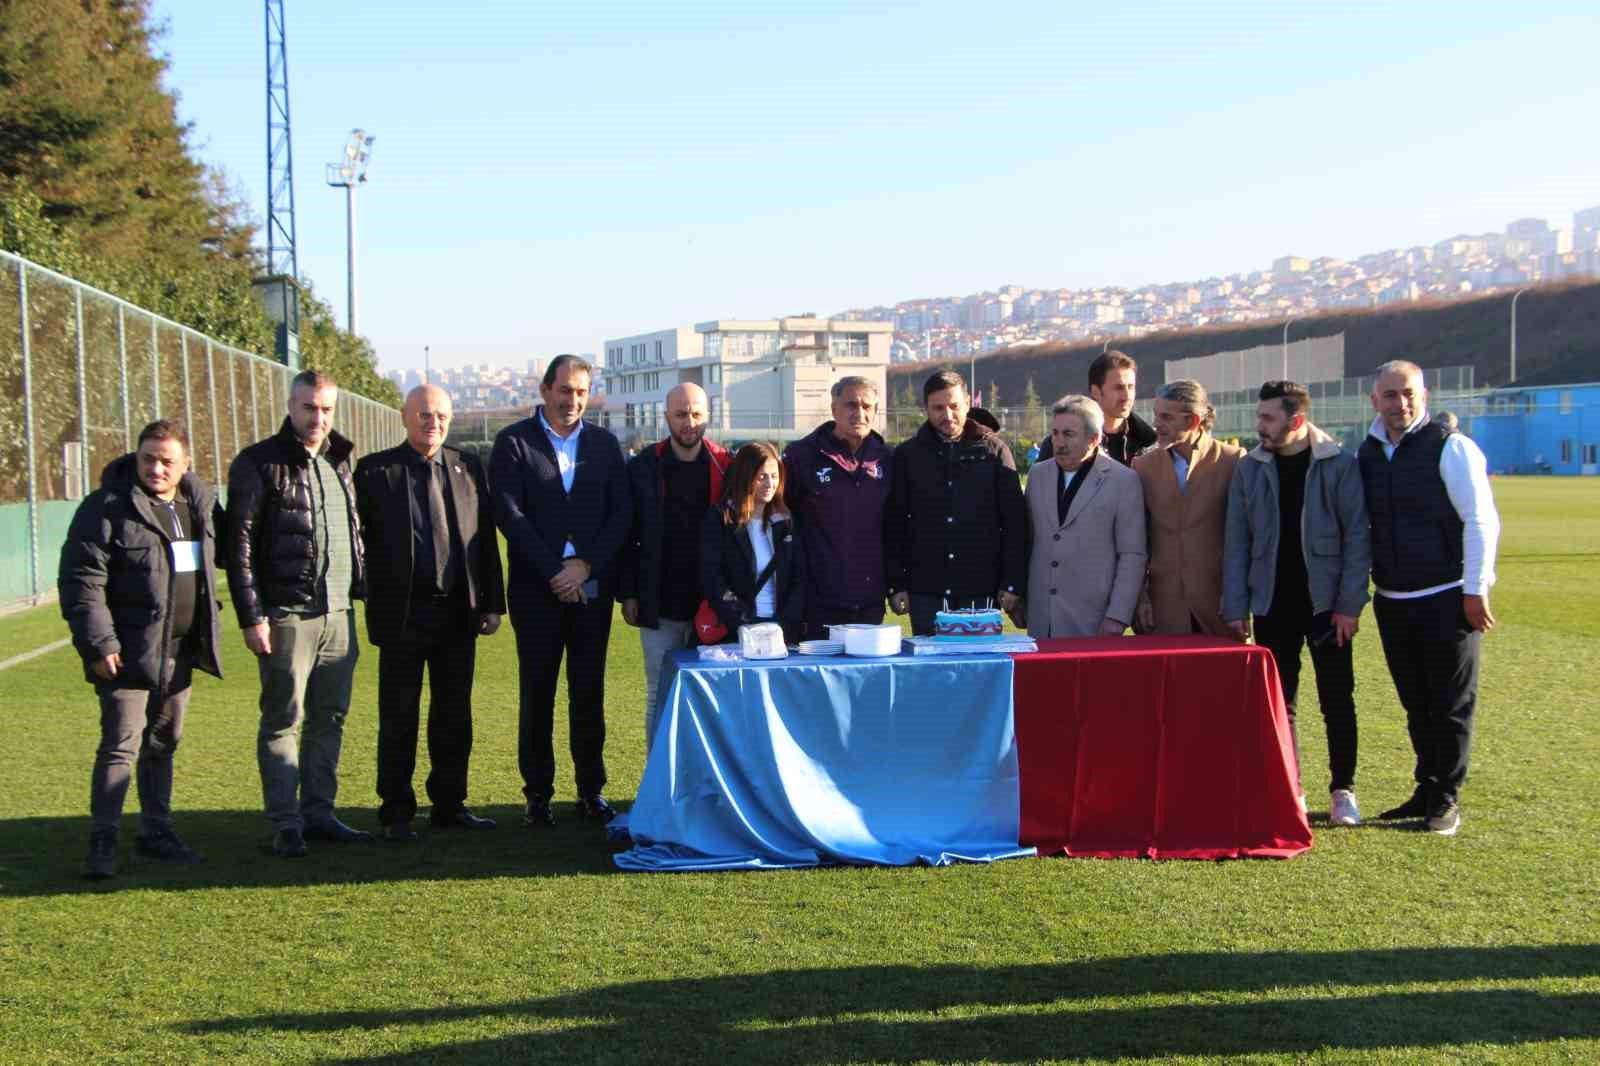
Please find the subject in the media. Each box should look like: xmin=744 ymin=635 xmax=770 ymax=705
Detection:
xmin=1 ymin=476 xmax=1597 ymax=1065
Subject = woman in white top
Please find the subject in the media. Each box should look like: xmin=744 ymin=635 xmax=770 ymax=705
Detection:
xmin=700 ymin=442 xmax=807 ymax=643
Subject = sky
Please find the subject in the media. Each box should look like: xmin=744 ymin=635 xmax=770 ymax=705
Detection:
xmin=148 ymin=1 xmax=1600 ymax=374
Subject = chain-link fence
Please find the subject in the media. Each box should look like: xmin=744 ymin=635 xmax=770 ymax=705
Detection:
xmin=0 ymin=249 xmax=401 ymax=610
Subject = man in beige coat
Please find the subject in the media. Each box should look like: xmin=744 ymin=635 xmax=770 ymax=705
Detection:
xmin=1026 ymin=395 xmax=1147 ymax=638
xmin=1134 ymin=379 xmax=1245 ymax=636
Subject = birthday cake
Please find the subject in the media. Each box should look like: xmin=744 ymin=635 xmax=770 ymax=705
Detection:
xmin=933 ymin=608 xmax=1005 ymax=641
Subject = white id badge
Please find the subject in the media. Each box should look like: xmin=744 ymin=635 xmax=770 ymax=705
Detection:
xmin=170 ymin=540 xmax=202 ymax=573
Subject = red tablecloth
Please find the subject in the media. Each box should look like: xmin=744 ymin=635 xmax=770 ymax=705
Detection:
xmin=1011 ymin=636 xmax=1312 ymax=860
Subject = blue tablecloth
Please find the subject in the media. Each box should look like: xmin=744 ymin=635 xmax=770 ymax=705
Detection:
xmin=614 ymin=650 xmax=1033 ymax=871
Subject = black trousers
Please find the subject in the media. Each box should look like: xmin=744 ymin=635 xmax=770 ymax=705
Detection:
xmin=376 ymin=602 xmax=478 ymax=826
xmin=512 ymin=593 xmax=613 ymax=803
xmin=803 ymin=602 xmax=886 ymax=641
xmin=1253 ymin=609 xmax=1358 ymax=793
xmin=1373 ymin=588 xmax=1481 ymax=805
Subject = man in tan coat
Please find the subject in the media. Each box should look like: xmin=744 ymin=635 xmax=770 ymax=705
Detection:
xmin=1134 ymin=379 xmax=1244 ymax=636
xmin=1026 ymin=395 xmax=1146 ymax=638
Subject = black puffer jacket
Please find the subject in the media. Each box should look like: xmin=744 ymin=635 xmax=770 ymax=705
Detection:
xmin=58 ymin=456 xmax=224 ymax=690
xmin=884 ymin=420 xmax=1027 ymax=598
xmin=225 ymin=419 xmax=365 ymax=626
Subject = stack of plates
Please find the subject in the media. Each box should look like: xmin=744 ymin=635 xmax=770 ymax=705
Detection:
xmin=797 ymin=640 xmax=844 ymax=656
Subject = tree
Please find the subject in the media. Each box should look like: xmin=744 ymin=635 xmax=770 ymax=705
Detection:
xmin=895 ymin=377 xmax=917 ymax=411
xmin=987 ymin=381 xmax=1002 ymax=410
xmin=1023 ymin=375 xmax=1042 ymax=410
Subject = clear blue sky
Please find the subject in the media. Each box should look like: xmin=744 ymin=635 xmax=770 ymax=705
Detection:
xmin=150 ymin=1 xmax=1600 ymax=373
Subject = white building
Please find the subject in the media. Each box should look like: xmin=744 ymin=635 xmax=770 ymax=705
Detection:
xmin=600 ymin=316 xmax=893 ymax=442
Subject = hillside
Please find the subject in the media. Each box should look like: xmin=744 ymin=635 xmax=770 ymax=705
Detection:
xmin=887 ymin=280 xmax=1600 ymax=404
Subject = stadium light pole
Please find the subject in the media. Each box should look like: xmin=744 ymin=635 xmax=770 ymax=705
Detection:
xmin=1509 ymin=287 xmax=1529 ymax=384
xmin=326 ymin=129 xmax=375 ymax=334
xmin=1281 ymin=316 xmax=1298 ymax=378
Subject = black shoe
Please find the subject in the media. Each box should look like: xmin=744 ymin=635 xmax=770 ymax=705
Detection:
xmin=302 ymin=817 xmax=375 ymax=843
xmin=381 ymin=821 xmax=420 ymax=844
xmin=575 ymin=795 xmax=617 ymax=823
xmin=431 ymin=808 xmax=497 ymax=831
xmin=273 ymin=827 xmax=308 ymax=858
xmin=1425 ymin=799 xmax=1461 ymax=836
xmin=135 ymin=825 xmax=203 ymax=864
xmin=524 ymin=800 xmax=555 ymax=828
xmin=81 ymin=828 xmax=118 ymax=879
xmin=1377 ymin=788 xmax=1429 ymax=821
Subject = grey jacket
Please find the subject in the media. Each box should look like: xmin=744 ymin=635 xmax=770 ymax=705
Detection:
xmin=1222 ymin=425 xmax=1371 ymax=621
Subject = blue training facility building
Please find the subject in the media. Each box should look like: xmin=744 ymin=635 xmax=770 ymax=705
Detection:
xmin=1471 ymin=382 xmax=1600 ymax=475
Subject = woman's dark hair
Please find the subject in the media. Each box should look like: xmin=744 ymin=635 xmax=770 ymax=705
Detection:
xmin=721 ymin=441 xmax=786 ymax=528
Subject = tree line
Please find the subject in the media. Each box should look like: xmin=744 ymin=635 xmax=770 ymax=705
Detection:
xmin=0 ymin=0 xmax=400 ymax=407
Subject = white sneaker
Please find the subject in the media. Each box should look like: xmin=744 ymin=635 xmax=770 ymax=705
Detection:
xmin=1297 ymin=792 xmax=1308 ymax=814
xmin=1329 ymin=788 xmax=1362 ymax=826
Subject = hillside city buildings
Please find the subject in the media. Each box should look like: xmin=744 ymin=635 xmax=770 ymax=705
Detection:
xmin=858 ymin=207 xmax=1600 ymax=365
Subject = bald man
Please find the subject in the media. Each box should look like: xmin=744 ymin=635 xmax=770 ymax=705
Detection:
xmin=618 ymin=382 xmax=730 ymax=752
xmin=354 ymin=385 xmax=506 ymax=841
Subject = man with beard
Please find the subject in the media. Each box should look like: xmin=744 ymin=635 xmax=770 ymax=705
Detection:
xmin=61 ymin=420 xmax=225 ymax=878
xmin=227 ymin=370 xmax=369 ymax=858
xmin=885 ymin=370 xmax=1026 ymax=636
xmin=1089 ymin=351 xmax=1156 ymax=466
xmin=619 ymin=382 xmax=730 ymax=753
xmin=1223 ymin=381 xmax=1370 ymax=826
xmin=782 ymin=376 xmax=893 ymax=640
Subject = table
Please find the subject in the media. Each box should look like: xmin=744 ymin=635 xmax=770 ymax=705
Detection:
xmin=613 ymin=637 xmax=1313 ymax=872
xmin=1012 ymin=636 xmax=1312 ymax=860
xmin=614 ymin=650 xmax=1033 ymax=871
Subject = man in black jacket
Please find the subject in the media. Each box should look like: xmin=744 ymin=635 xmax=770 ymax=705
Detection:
xmin=355 ymin=384 xmax=506 ymax=842
xmin=618 ymin=382 xmax=730 ymax=753
xmin=226 ymin=369 xmax=369 ymax=858
xmin=1089 ymin=351 xmax=1157 ymax=466
xmin=885 ymin=370 xmax=1027 ymax=636
xmin=60 ymin=420 xmax=224 ymax=879
xmin=491 ymin=355 xmax=632 ymax=826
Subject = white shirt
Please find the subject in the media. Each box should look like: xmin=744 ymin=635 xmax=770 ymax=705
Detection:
xmin=539 ymin=409 xmax=583 ymax=559
xmin=1367 ymin=411 xmax=1500 ymax=599
xmin=746 ymin=516 xmax=779 ymax=620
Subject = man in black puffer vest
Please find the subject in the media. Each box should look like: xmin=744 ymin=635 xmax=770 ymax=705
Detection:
xmin=60 ymin=420 xmax=224 ymax=879
xmin=227 ymin=369 xmax=369 ymax=858
xmin=1358 ymin=360 xmax=1500 ymax=837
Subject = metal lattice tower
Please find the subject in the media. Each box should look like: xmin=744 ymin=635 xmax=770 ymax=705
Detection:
xmin=264 ymin=0 xmax=297 ymax=278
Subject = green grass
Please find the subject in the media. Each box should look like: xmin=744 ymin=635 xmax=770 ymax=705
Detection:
xmin=1 ymin=476 xmax=1597 ymax=1064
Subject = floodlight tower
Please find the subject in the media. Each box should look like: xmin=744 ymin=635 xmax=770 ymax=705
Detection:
xmin=257 ymin=0 xmax=302 ymax=366
xmin=326 ymin=129 xmax=375 ymax=334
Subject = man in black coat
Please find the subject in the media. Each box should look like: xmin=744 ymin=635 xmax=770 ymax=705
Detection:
xmin=490 ymin=355 xmax=632 ymax=826
xmin=226 ymin=369 xmax=370 ymax=858
xmin=885 ymin=370 xmax=1027 ymax=636
xmin=1089 ymin=350 xmax=1157 ymax=466
xmin=617 ymin=382 xmax=730 ymax=753
xmin=60 ymin=420 xmax=224 ymax=879
xmin=355 ymin=384 xmax=506 ymax=842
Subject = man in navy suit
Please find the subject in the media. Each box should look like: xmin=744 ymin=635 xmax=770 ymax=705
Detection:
xmin=490 ymin=355 xmax=632 ymax=827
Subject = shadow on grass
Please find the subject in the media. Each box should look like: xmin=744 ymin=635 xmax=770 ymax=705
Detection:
xmin=175 ymin=946 xmax=1600 ymax=1064
xmin=0 ymin=803 xmax=627 ymax=896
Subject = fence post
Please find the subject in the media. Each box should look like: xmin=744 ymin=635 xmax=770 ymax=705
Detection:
xmin=205 ymin=339 xmax=221 ymax=484
xmin=117 ymin=305 xmax=130 ymax=452
xmin=74 ymin=285 xmax=90 ymax=496
xmin=18 ymin=262 xmax=40 ymax=601
xmin=150 ymin=316 xmax=160 ymax=417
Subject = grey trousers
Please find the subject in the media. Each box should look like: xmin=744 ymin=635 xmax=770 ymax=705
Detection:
xmin=257 ymin=610 xmax=359 ymax=830
xmin=639 ymin=617 xmax=694 ymax=754
xmin=90 ymin=660 xmax=192 ymax=832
